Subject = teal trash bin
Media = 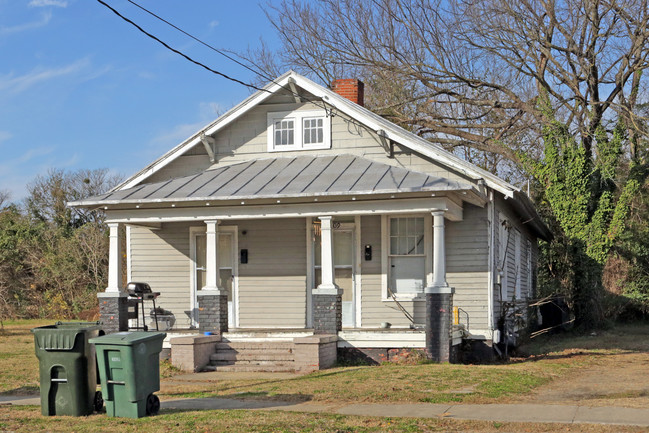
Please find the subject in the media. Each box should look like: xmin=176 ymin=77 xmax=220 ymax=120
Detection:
xmin=31 ymin=321 xmax=104 ymax=416
xmin=90 ymin=331 xmax=166 ymax=418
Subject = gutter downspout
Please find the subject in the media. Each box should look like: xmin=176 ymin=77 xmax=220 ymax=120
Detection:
xmin=487 ymin=189 xmax=496 ymax=342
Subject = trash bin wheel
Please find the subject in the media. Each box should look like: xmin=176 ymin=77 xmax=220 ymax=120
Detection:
xmin=146 ymin=393 xmax=160 ymax=415
xmin=93 ymin=391 xmax=104 ymax=412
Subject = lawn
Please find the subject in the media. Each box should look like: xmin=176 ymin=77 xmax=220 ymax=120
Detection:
xmin=1 ymin=320 xmax=648 ymax=433
xmin=1 ymin=405 xmax=647 ymax=433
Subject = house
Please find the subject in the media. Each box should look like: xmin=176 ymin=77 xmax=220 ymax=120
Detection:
xmin=70 ymin=71 xmax=551 ymax=370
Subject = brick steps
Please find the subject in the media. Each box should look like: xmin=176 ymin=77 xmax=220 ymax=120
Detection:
xmin=208 ymin=340 xmax=296 ymax=372
xmin=203 ymin=364 xmax=296 ymax=373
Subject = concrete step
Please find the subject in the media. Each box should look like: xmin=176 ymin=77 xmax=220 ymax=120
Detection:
xmin=203 ymin=364 xmax=296 ymax=373
xmin=215 ymin=342 xmax=294 ymax=351
xmin=211 ymin=359 xmax=295 ymax=367
xmin=210 ymin=351 xmax=294 ymax=362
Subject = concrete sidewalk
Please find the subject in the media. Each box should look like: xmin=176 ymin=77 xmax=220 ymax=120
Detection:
xmin=3 ymin=393 xmax=649 ymax=427
xmin=161 ymin=398 xmax=649 ymax=427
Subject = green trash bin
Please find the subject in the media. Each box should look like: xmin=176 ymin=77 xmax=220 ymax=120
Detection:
xmin=31 ymin=321 xmax=104 ymax=416
xmin=89 ymin=331 xmax=166 ymax=418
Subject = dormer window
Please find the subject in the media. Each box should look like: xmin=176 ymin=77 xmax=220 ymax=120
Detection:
xmin=268 ymin=110 xmax=330 ymax=152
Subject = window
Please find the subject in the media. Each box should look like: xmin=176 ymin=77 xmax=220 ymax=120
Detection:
xmin=389 ymin=217 xmax=426 ymax=296
xmin=267 ymin=110 xmax=330 ymax=151
xmin=303 ymin=117 xmax=324 ymax=145
xmin=274 ymin=119 xmax=294 ymax=146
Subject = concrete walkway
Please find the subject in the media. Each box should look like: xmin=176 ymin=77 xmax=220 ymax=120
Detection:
xmin=2 ymin=393 xmax=649 ymax=427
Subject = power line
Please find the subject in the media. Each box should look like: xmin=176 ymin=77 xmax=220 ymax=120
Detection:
xmin=125 ymin=0 xmax=267 ymax=81
xmin=121 ymin=0 xmax=332 ymax=114
xmin=97 ymin=0 xmax=335 ymax=116
xmin=96 ymin=0 xmax=268 ymax=93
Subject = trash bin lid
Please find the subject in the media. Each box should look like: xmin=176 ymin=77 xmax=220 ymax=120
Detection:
xmin=89 ymin=331 xmax=166 ymax=346
xmin=32 ymin=322 xmax=102 ymax=350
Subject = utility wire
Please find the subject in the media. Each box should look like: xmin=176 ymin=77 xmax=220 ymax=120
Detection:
xmin=125 ymin=0 xmax=267 ymax=81
xmin=118 ymin=0 xmax=333 ymax=115
xmin=96 ymin=0 xmax=268 ymax=93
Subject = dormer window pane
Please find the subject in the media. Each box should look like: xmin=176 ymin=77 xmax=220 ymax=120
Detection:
xmin=275 ymin=120 xmax=294 ymax=146
xmin=303 ymin=117 xmax=324 ymax=145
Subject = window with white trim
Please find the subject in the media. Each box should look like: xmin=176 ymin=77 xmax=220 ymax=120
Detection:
xmin=389 ymin=217 xmax=426 ymax=295
xmin=267 ymin=110 xmax=330 ymax=151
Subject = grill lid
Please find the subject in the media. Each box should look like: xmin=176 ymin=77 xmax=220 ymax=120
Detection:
xmin=126 ymin=281 xmax=152 ymax=296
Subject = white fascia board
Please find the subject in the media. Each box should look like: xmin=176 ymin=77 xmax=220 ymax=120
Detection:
xmin=116 ymin=72 xmax=298 ymax=191
xmin=104 ymin=197 xmax=460 ymax=224
xmin=291 ymin=74 xmax=518 ymax=198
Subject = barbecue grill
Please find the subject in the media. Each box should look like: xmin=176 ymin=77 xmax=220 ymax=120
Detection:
xmin=126 ymin=282 xmax=160 ymax=331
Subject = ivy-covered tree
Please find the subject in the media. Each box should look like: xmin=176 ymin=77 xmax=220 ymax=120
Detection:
xmin=527 ymin=98 xmax=647 ymax=326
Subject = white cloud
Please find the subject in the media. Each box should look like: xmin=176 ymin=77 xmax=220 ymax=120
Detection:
xmin=0 ymin=130 xmax=12 ymax=144
xmin=0 ymin=58 xmax=90 ymax=94
xmin=199 ymin=101 xmax=224 ymax=118
xmin=28 ymin=0 xmax=68 ymax=7
xmin=0 ymin=10 xmax=51 ymax=35
xmin=150 ymin=120 xmax=208 ymax=149
xmin=209 ymin=20 xmax=220 ymax=28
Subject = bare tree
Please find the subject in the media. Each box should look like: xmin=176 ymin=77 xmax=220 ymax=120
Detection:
xmin=0 ymin=190 xmax=9 ymax=210
xmin=26 ymin=168 xmax=122 ymax=228
xmin=250 ymin=0 xmax=649 ymax=175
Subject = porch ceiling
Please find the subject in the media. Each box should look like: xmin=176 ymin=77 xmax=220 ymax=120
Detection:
xmin=70 ymin=154 xmax=477 ymax=207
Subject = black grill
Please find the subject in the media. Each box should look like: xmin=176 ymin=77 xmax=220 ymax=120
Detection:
xmin=126 ymin=281 xmax=160 ymax=330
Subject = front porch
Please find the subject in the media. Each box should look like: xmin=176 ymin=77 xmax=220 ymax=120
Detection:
xmin=166 ymin=326 xmax=465 ymax=373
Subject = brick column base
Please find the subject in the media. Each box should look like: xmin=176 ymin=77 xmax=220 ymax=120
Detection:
xmin=312 ymin=294 xmax=341 ymax=334
xmin=171 ymin=334 xmax=221 ymax=372
xmin=97 ymin=292 xmax=128 ymax=334
xmin=425 ymin=287 xmax=454 ymax=362
xmin=293 ymin=335 xmax=338 ymax=372
xmin=197 ymin=291 xmax=228 ymax=334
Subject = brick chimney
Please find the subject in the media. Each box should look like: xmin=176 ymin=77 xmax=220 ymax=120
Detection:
xmin=331 ymin=78 xmax=364 ymax=107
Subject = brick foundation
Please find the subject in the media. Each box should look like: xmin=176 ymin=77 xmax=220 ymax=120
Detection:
xmin=197 ymin=291 xmax=228 ymax=334
xmin=97 ymin=292 xmax=128 ymax=334
xmin=312 ymin=294 xmax=341 ymax=334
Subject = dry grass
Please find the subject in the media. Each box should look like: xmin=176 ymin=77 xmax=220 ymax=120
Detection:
xmin=161 ymin=363 xmax=554 ymax=404
xmin=0 ymin=319 xmax=50 ymax=394
xmin=1 ymin=406 xmax=647 ymax=433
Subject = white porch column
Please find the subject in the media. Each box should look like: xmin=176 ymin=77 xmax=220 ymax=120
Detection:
xmin=315 ymin=216 xmax=341 ymax=295
xmin=106 ymin=222 xmax=122 ymax=293
xmin=430 ymin=210 xmax=449 ymax=289
xmin=202 ymin=219 xmax=223 ymax=293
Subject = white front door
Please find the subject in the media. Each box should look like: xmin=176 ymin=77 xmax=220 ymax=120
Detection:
xmin=314 ymin=226 xmax=355 ymax=328
xmin=191 ymin=226 xmax=238 ymax=328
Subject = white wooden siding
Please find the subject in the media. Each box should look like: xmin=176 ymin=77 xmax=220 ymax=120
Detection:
xmin=145 ymin=101 xmax=475 ymax=186
xmin=129 ymin=222 xmax=193 ymax=328
xmin=492 ymin=195 xmax=540 ymax=329
xmin=360 ymin=215 xmax=419 ymax=327
xmin=446 ymin=204 xmax=490 ymax=332
xmin=234 ymin=218 xmax=307 ymax=328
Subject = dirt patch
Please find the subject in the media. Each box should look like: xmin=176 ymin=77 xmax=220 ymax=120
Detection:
xmin=513 ymin=324 xmax=649 ymax=408
xmin=518 ymin=351 xmax=649 ymax=408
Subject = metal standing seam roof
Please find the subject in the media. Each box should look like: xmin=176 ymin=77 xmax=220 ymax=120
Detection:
xmin=71 ymin=155 xmax=474 ymax=206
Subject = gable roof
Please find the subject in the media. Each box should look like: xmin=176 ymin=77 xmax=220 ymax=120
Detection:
xmin=71 ymin=154 xmax=475 ymax=206
xmin=115 ymin=71 xmax=516 ymax=198
xmin=103 ymin=70 xmax=550 ymax=241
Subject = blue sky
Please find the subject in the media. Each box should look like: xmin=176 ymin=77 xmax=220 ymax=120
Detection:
xmin=0 ymin=0 xmax=280 ymax=200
